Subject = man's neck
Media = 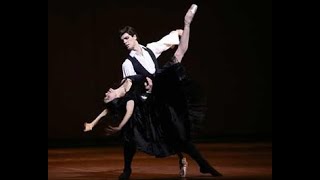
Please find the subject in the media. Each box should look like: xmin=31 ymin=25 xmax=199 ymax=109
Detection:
xmin=133 ymin=43 xmax=143 ymax=55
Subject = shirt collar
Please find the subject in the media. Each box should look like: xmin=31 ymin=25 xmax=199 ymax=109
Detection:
xmin=129 ymin=44 xmax=146 ymax=57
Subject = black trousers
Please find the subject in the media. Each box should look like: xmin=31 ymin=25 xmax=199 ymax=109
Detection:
xmin=122 ymin=141 xmax=136 ymax=171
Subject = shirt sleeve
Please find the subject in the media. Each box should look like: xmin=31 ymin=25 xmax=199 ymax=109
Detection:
xmin=146 ymin=30 xmax=180 ymax=58
xmin=122 ymin=59 xmax=137 ymax=78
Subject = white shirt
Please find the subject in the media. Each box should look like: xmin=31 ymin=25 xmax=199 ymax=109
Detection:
xmin=122 ymin=30 xmax=180 ymax=78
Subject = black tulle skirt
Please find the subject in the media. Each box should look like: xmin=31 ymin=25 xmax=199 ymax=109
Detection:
xmin=122 ymin=62 xmax=207 ymax=157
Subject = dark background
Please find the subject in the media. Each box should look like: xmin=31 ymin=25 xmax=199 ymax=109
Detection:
xmin=48 ymin=0 xmax=271 ymax=146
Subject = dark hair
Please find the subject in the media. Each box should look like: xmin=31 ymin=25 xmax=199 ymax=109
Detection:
xmin=105 ymin=98 xmax=119 ymax=112
xmin=119 ymin=26 xmax=139 ymax=41
xmin=104 ymin=98 xmax=122 ymax=122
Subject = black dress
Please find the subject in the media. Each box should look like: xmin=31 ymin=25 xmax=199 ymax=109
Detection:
xmin=151 ymin=61 xmax=207 ymax=151
xmin=108 ymin=61 xmax=206 ymax=158
xmin=108 ymin=75 xmax=176 ymax=157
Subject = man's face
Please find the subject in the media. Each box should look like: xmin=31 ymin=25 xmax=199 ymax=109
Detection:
xmin=120 ymin=33 xmax=137 ymax=50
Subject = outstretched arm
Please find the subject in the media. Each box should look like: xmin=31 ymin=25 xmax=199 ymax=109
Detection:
xmin=84 ymin=109 xmax=108 ymax=132
xmin=146 ymin=29 xmax=181 ymax=58
xmin=174 ymin=4 xmax=198 ymax=63
xmin=105 ymin=100 xmax=134 ymax=135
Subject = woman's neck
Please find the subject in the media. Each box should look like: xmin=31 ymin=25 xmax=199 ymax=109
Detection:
xmin=116 ymin=79 xmax=132 ymax=98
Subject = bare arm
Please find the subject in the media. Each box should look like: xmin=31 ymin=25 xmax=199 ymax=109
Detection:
xmin=174 ymin=4 xmax=198 ymax=63
xmin=118 ymin=100 xmax=134 ymax=129
xmin=84 ymin=109 xmax=108 ymax=132
xmin=105 ymin=100 xmax=134 ymax=134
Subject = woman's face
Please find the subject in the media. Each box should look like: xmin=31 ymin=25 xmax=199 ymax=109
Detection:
xmin=104 ymin=88 xmax=117 ymax=103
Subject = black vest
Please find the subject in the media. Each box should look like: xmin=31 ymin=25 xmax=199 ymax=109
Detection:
xmin=127 ymin=47 xmax=159 ymax=77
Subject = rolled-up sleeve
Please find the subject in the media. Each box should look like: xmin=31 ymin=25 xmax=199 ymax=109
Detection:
xmin=146 ymin=30 xmax=180 ymax=58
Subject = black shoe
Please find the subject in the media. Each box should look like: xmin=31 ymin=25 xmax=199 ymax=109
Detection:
xmin=200 ymin=166 xmax=222 ymax=177
xmin=119 ymin=169 xmax=132 ymax=180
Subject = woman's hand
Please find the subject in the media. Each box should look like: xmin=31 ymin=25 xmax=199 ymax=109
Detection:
xmin=83 ymin=122 xmax=93 ymax=132
xmin=105 ymin=125 xmax=122 ymax=135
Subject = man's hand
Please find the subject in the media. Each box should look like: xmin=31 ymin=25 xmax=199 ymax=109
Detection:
xmin=144 ymin=77 xmax=153 ymax=93
xmin=176 ymin=29 xmax=183 ymax=36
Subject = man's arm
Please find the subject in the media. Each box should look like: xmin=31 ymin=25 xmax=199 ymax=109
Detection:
xmin=122 ymin=60 xmax=137 ymax=78
xmin=146 ymin=30 xmax=181 ymax=58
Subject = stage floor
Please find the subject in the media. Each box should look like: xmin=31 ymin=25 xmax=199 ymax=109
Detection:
xmin=48 ymin=142 xmax=272 ymax=180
